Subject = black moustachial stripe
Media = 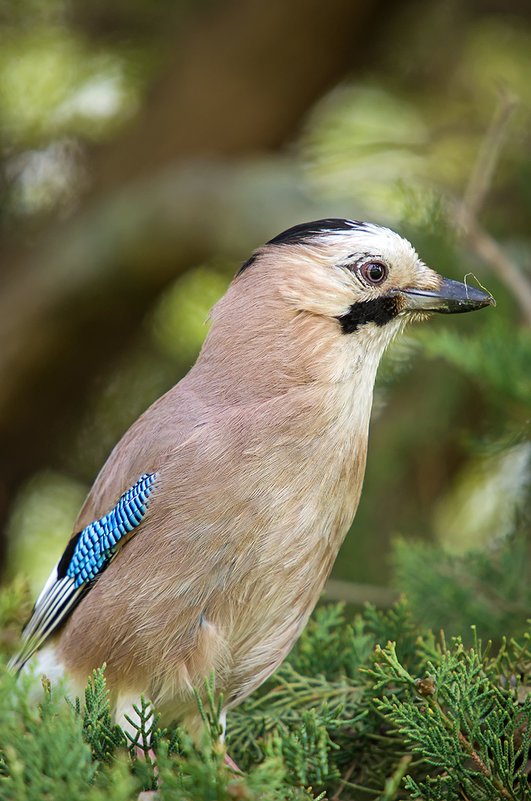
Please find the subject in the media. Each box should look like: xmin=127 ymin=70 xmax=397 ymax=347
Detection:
xmin=337 ymin=295 xmax=402 ymax=334
xmin=236 ymin=219 xmax=369 ymax=277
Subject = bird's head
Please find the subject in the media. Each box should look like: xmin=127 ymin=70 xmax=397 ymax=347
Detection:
xmin=244 ymin=217 xmax=492 ymax=324
xmin=203 ymin=219 xmax=494 ymax=394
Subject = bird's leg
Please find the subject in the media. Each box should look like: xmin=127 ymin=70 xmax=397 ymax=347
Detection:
xmin=135 ymin=746 xmax=160 ymax=801
xmin=135 ymin=744 xmax=159 ymax=773
xmin=218 ymin=710 xmax=243 ymax=773
xmin=224 ymin=752 xmax=243 ymax=773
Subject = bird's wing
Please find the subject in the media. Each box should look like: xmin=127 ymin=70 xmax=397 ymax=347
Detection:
xmin=9 ymin=472 xmax=158 ymax=672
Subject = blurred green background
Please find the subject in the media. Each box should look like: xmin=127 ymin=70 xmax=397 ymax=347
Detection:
xmin=0 ymin=0 xmax=529 ymax=640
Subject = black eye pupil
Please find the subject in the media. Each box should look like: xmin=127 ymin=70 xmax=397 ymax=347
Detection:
xmin=367 ymin=263 xmax=385 ymax=283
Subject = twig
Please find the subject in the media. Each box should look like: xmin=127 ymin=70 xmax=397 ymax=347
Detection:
xmin=454 ymin=90 xmax=531 ymax=325
xmin=461 ymin=92 xmax=517 ymax=219
xmin=459 ymin=214 xmax=531 ymax=324
xmin=457 ymin=731 xmax=511 ymax=800
xmin=381 ymin=754 xmax=413 ymax=801
xmin=331 ymin=757 xmax=357 ymax=801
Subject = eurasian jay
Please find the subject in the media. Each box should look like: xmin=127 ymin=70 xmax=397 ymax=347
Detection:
xmin=10 ymin=219 xmax=493 ymax=738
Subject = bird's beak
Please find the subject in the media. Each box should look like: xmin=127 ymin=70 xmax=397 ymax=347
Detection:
xmin=397 ymin=277 xmax=495 ymax=314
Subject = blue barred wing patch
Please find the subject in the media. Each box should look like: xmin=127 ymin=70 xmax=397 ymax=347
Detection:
xmin=66 ymin=473 xmax=157 ymax=588
xmin=9 ymin=472 xmax=157 ymax=673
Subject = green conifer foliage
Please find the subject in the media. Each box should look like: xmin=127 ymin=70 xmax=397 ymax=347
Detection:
xmin=2 ymin=579 xmax=529 ymax=799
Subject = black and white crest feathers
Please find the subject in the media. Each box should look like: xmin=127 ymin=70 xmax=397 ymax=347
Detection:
xmin=266 ymin=218 xmax=367 ymax=247
xmin=236 ymin=219 xmax=369 ymax=276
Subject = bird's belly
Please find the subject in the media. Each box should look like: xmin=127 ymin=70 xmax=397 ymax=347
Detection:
xmin=145 ymin=519 xmax=339 ymax=728
xmin=210 ymin=525 xmax=339 ymax=707
xmin=58 ymin=457 xmax=360 ymax=729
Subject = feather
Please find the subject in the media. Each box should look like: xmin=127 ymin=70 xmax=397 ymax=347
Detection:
xmin=9 ymin=473 xmax=157 ymax=672
xmin=9 ymin=219 xmax=492 ymax=731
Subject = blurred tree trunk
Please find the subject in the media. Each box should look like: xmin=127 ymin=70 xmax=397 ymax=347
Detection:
xmin=0 ymin=0 xmax=393 ymax=568
xmin=90 ymin=0 xmax=376 ymax=191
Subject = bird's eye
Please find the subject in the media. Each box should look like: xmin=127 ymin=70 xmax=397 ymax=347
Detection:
xmin=361 ymin=261 xmax=388 ymax=285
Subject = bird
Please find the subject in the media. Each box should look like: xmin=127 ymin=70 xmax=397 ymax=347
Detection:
xmin=9 ymin=218 xmax=494 ymax=741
